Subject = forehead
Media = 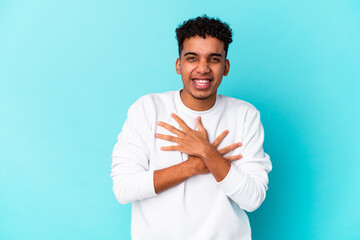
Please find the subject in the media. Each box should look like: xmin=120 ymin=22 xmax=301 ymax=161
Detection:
xmin=181 ymin=35 xmax=225 ymax=56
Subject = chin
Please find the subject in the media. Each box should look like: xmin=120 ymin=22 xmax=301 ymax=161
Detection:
xmin=190 ymin=92 xmax=211 ymax=100
xmin=193 ymin=95 xmax=209 ymax=100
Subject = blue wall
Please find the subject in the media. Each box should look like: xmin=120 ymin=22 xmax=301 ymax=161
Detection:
xmin=1 ymin=1 xmax=359 ymax=239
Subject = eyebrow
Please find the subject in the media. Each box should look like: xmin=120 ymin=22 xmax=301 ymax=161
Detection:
xmin=183 ymin=52 xmax=198 ymax=57
xmin=183 ymin=52 xmax=223 ymax=58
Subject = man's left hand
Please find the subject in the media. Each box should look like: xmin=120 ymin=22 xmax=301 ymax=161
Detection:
xmin=155 ymin=113 xmax=223 ymax=158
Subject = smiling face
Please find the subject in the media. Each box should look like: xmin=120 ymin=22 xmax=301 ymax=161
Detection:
xmin=176 ymin=35 xmax=230 ymax=110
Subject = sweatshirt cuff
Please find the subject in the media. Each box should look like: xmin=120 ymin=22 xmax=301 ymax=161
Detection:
xmin=217 ymin=165 xmax=246 ymax=196
xmin=138 ymin=170 xmax=158 ymax=200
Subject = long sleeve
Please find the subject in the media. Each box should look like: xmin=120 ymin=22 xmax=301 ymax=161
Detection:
xmin=110 ymin=100 xmax=157 ymax=204
xmin=217 ymin=107 xmax=272 ymax=212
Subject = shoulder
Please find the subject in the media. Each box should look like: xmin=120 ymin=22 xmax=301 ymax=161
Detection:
xmin=131 ymin=91 xmax=176 ymax=109
xmin=128 ymin=90 xmax=177 ymax=117
xmin=220 ymin=96 xmax=264 ymax=137
xmin=136 ymin=91 xmax=176 ymax=104
xmin=219 ymin=95 xmax=259 ymax=116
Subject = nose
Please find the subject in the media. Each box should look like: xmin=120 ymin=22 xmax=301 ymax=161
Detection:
xmin=196 ymin=59 xmax=210 ymax=74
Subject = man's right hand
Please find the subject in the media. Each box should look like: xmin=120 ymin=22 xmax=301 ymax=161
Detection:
xmin=187 ymin=129 xmax=242 ymax=175
xmin=154 ymin=130 xmax=242 ymax=194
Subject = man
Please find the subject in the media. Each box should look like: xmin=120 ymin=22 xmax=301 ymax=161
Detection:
xmin=111 ymin=15 xmax=272 ymax=239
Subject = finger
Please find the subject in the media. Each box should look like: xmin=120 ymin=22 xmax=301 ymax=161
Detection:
xmin=196 ymin=116 xmax=206 ymax=132
xmin=225 ymin=154 xmax=243 ymax=162
xmin=160 ymin=145 xmax=179 ymax=151
xmin=155 ymin=133 xmax=179 ymax=143
xmin=157 ymin=121 xmax=182 ymax=135
xmin=218 ymin=142 xmax=242 ymax=155
xmin=212 ymin=130 xmax=229 ymax=148
xmin=171 ymin=113 xmax=190 ymax=130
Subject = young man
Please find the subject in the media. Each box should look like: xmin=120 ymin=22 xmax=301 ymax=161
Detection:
xmin=111 ymin=16 xmax=272 ymax=239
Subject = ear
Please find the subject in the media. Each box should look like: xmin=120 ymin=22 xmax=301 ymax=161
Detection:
xmin=176 ymin=58 xmax=181 ymax=75
xmin=223 ymin=59 xmax=230 ymax=76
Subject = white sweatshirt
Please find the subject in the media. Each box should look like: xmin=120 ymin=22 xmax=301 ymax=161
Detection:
xmin=111 ymin=90 xmax=272 ymax=240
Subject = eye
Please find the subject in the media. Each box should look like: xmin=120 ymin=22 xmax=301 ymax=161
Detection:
xmin=210 ymin=57 xmax=220 ymax=62
xmin=187 ymin=56 xmax=197 ymax=62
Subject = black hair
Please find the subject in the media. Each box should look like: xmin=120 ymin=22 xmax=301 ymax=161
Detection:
xmin=175 ymin=15 xmax=233 ymax=57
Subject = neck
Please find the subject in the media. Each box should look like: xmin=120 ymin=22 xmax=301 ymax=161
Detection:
xmin=180 ymin=90 xmax=217 ymax=111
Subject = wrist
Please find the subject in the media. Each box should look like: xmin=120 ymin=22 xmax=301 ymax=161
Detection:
xmin=183 ymin=159 xmax=198 ymax=177
xmin=200 ymin=144 xmax=218 ymax=160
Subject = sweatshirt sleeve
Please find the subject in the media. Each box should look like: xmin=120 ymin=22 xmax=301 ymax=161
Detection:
xmin=217 ymin=107 xmax=272 ymax=212
xmin=110 ymin=100 xmax=157 ymax=204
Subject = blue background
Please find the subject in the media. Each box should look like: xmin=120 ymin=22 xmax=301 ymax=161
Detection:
xmin=1 ymin=0 xmax=359 ymax=239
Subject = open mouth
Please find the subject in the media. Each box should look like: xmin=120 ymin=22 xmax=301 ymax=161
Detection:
xmin=192 ymin=79 xmax=212 ymax=89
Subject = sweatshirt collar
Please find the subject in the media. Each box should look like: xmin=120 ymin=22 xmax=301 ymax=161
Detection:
xmin=174 ymin=89 xmax=222 ymax=117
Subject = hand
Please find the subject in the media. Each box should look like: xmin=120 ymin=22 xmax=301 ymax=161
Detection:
xmin=188 ymin=129 xmax=243 ymax=175
xmin=155 ymin=113 xmax=213 ymax=157
xmin=155 ymin=113 xmax=243 ymax=175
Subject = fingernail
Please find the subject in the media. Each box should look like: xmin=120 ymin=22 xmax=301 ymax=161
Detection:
xmin=238 ymin=142 xmax=242 ymax=146
xmin=225 ymin=129 xmax=229 ymax=133
xmin=170 ymin=113 xmax=175 ymax=116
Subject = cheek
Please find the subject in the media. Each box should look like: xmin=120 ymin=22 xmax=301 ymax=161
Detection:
xmin=181 ymin=65 xmax=196 ymax=76
xmin=213 ymin=66 xmax=225 ymax=77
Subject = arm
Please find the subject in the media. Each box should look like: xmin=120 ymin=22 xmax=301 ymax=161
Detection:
xmin=111 ymin=103 xmax=156 ymax=204
xmin=111 ymin=102 xmax=242 ymax=203
xmin=217 ymin=108 xmax=272 ymax=212
xmin=153 ymin=156 xmax=201 ymax=194
xmin=156 ymin=114 xmax=235 ymax=182
xmin=156 ymin=111 xmax=272 ymax=212
xmin=154 ymin=130 xmax=242 ymax=194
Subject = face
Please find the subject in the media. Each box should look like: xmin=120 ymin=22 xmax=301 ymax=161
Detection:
xmin=176 ymin=35 xmax=230 ymax=104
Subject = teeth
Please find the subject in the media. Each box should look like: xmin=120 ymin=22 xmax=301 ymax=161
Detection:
xmin=194 ymin=80 xmax=210 ymax=84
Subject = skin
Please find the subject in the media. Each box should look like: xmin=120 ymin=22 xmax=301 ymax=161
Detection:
xmin=153 ymin=35 xmax=240 ymax=194
xmin=154 ymin=125 xmax=242 ymax=194
xmin=176 ymin=35 xmax=230 ymax=111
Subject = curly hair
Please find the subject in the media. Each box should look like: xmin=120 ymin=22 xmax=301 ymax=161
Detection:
xmin=175 ymin=15 xmax=233 ymax=57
